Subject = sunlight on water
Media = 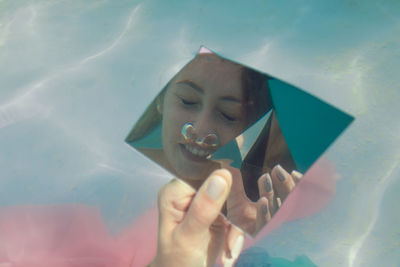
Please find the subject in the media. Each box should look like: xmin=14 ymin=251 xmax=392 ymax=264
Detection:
xmin=0 ymin=1 xmax=399 ymax=266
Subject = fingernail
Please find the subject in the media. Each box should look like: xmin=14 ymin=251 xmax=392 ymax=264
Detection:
xmin=223 ymin=234 xmax=244 ymax=267
xmin=265 ymin=173 xmax=272 ymax=192
xmin=291 ymin=170 xmax=303 ymax=180
xmin=222 ymin=256 xmax=234 ymax=267
xmin=206 ymin=175 xmax=227 ymax=200
xmin=231 ymin=235 xmax=244 ymax=261
xmin=277 ymin=165 xmax=286 ymax=182
xmin=263 ymin=202 xmax=269 ymax=215
xmin=276 ymin=197 xmax=282 ymax=208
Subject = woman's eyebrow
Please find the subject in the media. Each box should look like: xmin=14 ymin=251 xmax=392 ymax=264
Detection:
xmin=219 ymin=96 xmax=241 ymax=103
xmin=175 ymin=80 xmax=204 ymax=94
xmin=176 ymin=79 xmax=242 ymax=103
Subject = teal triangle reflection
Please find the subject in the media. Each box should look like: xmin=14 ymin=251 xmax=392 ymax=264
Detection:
xmin=211 ymin=110 xmax=272 ymax=169
xmin=268 ymin=78 xmax=354 ymax=173
xmin=126 ymin=124 xmax=163 ymax=149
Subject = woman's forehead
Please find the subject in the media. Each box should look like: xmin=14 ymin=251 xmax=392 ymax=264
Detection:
xmin=174 ymin=55 xmax=244 ymax=98
xmin=190 ymin=53 xmax=241 ymax=72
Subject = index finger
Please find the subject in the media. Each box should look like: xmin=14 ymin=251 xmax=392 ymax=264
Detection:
xmin=257 ymin=173 xmax=276 ymax=214
xmin=271 ymin=165 xmax=296 ymax=201
xmin=157 ymin=178 xmax=196 ymax=237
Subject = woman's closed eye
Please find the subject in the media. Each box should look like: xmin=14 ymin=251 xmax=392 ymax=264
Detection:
xmin=174 ymin=92 xmax=200 ymax=107
xmin=218 ymin=102 xmax=242 ymax=123
xmin=220 ymin=111 xmax=238 ymax=122
xmin=181 ymin=97 xmax=198 ymax=106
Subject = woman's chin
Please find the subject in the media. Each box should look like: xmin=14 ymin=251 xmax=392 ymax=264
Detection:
xmin=179 ymin=163 xmax=221 ymax=188
xmin=164 ymin=146 xmax=220 ymax=188
xmin=178 ymin=175 xmax=208 ymax=190
xmin=176 ymin=167 xmax=208 ymax=181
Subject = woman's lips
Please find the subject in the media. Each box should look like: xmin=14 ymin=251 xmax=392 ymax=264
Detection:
xmin=179 ymin=143 xmax=214 ymax=162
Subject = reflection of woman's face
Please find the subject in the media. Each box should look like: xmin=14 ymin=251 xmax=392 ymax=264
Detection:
xmin=161 ymin=55 xmax=247 ymax=182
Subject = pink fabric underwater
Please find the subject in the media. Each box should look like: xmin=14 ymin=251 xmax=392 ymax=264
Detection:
xmin=0 ymin=159 xmax=336 ymax=267
xmin=0 ymin=205 xmax=158 ymax=267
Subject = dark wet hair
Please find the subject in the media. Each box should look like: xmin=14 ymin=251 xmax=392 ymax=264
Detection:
xmin=240 ymin=109 xmax=297 ymax=201
xmin=240 ymin=66 xmax=272 ymax=126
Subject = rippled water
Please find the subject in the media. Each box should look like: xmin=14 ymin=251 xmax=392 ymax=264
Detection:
xmin=1 ymin=1 xmax=399 ymax=266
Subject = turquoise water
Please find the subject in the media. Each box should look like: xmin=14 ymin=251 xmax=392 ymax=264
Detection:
xmin=0 ymin=1 xmax=399 ymax=266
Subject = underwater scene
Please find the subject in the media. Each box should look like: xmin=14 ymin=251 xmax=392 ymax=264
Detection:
xmin=0 ymin=0 xmax=399 ymax=266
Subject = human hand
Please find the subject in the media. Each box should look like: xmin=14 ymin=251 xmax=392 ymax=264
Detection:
xmin=222 ymin=165 xmax=269 ymax=236
xmin=252 ymin=165 xmax=303 ymax=233
xmin=148 ymin=169 xmax=245 ymax=267
xmin=267 ymin=164 xmax=303 ymax=208
xmin=223 ymin=163 xmax=303 ymax=236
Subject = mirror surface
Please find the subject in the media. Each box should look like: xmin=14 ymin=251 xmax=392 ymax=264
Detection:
xmin=126 ymin=46 xmax=353 ymax=236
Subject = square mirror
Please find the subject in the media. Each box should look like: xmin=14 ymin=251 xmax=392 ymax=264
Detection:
xmin=125 ymin=46 xmax=354 ymax=237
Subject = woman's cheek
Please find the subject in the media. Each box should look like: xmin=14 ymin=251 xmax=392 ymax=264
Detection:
xmin=219 ymin=124 xmax=245 ymax=147
xmin=171 ymin=107 xmax=191 ymax=129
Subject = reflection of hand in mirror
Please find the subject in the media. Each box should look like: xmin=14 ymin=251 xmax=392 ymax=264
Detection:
xmin=148 ymin=169 xmax=245 ymax=267
xmin=269 ymin=165 xmax=303 ymax=205
xmin=221 ymin=162 xmax=302 ymax=236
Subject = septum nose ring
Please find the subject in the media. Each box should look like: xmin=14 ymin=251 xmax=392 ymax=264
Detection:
xmin=181 ymin=123 xmax=219 ymax=147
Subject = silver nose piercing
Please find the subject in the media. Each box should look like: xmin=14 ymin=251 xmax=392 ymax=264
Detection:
xmin=181 ymin=122 xmax=219 ymax=147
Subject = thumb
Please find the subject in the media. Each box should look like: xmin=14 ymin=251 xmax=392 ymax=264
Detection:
xmin=178 ymin=169 xmax=232 ymax=238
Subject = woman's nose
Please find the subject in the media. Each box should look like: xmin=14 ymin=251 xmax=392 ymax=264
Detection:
xmin=182 ymin=108 xmax=219 ymax=147
xmin=181 ymin=105 xmax=220 ymax=146
xmin=181 ymin=123 xmax=219 ymax=147
xmin=195 ymin=106 xmax=219 ymax=135
xmin=192 ymin=111 xmax=215 ymax=139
